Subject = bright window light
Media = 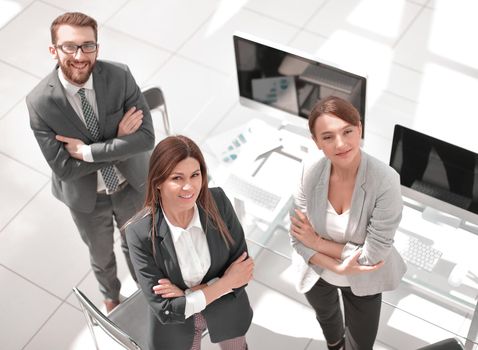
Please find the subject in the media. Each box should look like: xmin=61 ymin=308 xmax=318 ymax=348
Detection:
xmin=0 ymin=1 xmax=22 ymax=30
xmin=429 ymin=1 xmax=478 ymax=70
xmin=388 ymin=294 xmax=464 ymax=342
xmin=252 ymin=287 xmax=321 ymax=339
xmin=415 ymin=63 xmax=478 ymax=153
xmin=347 ymin=0 xmax=406 ymax=38
xmin=204 ymin=0 xmax=249 ymax=37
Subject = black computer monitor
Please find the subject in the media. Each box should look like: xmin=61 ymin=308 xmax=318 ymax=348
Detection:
xmin=390 ymin=124 xmax=478 ymax=227
xmin=233 ymin=32 xmax=367 ymax=138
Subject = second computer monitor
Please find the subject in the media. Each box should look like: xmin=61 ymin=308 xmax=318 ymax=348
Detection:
xmin=233 ymin=32 xmax=367 ymax=137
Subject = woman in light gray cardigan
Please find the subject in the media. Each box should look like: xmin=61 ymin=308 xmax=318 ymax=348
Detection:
xmin=290 ymin=96 xmax=406 ymax=350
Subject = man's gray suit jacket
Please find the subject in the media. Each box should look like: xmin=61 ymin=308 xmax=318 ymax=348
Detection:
xmin=26 ymin=60 xmax=155 ymax=213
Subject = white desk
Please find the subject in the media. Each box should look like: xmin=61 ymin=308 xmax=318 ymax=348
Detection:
xmin=202 ymin=118 xmax=478 ymax=349
xmin=387 ymin=204 xmax=478 ymax=349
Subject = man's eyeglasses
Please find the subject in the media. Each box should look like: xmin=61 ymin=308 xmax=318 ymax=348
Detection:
xmin=55 ymin=42 xmax=98 ymax=54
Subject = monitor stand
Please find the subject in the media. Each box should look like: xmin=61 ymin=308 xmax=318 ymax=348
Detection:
xmin=421 ymin=206 xmax=462 ymax=229
xmin=277 ymin=121 xmax=313 ymax=160
xmin=279 ymin=121 xmax=310 ymax=138
xmin=461 ymin=220 xmax=478 ymax=236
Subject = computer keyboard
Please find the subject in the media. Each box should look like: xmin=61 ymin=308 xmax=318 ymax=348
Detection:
xmin=396 ymin=234 xmax=443 ymax=272
xmin=224 ymin=174 xmax=281 ymax=212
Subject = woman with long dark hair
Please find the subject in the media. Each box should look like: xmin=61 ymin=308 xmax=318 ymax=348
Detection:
xmin=125 ymin=135 xmax=253 ymax=350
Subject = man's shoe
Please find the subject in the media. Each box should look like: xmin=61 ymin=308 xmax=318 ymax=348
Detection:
xmin=104 ymin=299 xmax=120 ymax=313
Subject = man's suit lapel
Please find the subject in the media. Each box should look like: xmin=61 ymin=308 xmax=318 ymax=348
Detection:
xmin=48 ymin=69 xmax=92 ymax=140
xmin=92 ymin=64 xmax=107 ymax=137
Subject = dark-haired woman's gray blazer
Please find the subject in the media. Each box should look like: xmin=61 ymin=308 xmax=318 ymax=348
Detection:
xmin=125 ymin=187 xmax=253 ymax=350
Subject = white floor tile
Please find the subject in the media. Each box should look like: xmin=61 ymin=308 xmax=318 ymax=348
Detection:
xmin=180 ymin=87 xmax=238 ymax=144
xmin=178 ymin=8 xmax=300 ymax=75
xmin=259 ymin=224 xmax=294 ymax=258
xmin=99 ymin=26 xmax=172 ymax=87
xmin=411 ymin=0 xmax=429 ymax=5
xmin=306 ymin=338 xmax=395 ymax=350
xmin=424 ymin=0 xmax=473 ymax=10
xmin=383 ymin=284 xmax=469 ymax=340
xmin=201 ymin=322 xmax=313 ymax=350
xmin=0 ymin=101 xmax=51 ymax=175
xmin=0 ymin=185 xmax=91 ymax=299
xmin=206 ymin=103 xmax=282 ymax=138
xmin=305 ymin=338 xmax=337 ymax=350
xmin=383 ymin=63 xmax=424 ymax=102
xmin=65 ymin=237 xmax=138 ymax=312
xmin=41 ymin=0 xmax=129 ymax=24
xmin=105 ymin=0 xmax=220 ymax=51
xmin=0 ymin=62 xmax=39 ymax=120
xmin=305 ymin=0 xmax=422 ymax=47
xmin=287 ymin=29 xmax=328 ymax=56
xmin=0 ymin=2 xmax=63 ymax=78
xmin=392 ymin=8 xmax=434 ymax=73
xmin=252 ymin=245 xmax=309 ymax=306
xmin=373 ymin=340 xmax=396 ymax=350
xmin=410 ymin=62 xmax=478 ymax=153
xmin=23 ymin=301 xmax=96 ymax=350
xmin=366 ymin=91 xmax=417 ymax=141
xmin=246 ymin=280 xmax=320 ymax=349
xmin=0 ymin=265 xmax=61 ymax=350
xmin=145 ymin=55 xmax=235 ymax=136
xmin=0 ymin=0 xmax=33 ymax=29
xmin=395 ymin=5 xmax=478 ymax=72
xmin=361 ymin=130 xmax=393 ymax=164
xmin=0 ymin=153 xmax=48 ymax=230
xmin=378 ymin=300 xmax=462 ymax=348
xmin=245 ymin=0 xmax=326 ymax=27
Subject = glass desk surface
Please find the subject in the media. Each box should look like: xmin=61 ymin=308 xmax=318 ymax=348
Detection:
xmin=202 ymin=136 xmax=478 ymax=349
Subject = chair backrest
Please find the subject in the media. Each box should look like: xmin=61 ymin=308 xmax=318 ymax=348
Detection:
xmin=416 ymin=337 xmax=465 ymax=350
xmin=142 ymin=86 xmax=172 ymax=137
xmin=73 ymin=287 xmax=148 ymax=350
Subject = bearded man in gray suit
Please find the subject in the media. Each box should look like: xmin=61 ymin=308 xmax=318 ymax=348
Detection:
xmin=26 ymin=12 xmax=154 ymax=312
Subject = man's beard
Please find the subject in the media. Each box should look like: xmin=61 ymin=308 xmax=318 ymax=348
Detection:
xmin=58 ymin=57 xmax=96 ymax=85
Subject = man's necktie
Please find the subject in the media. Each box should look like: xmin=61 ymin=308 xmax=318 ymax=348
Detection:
xmin=77 ymin=88 xmax=119 ymax=193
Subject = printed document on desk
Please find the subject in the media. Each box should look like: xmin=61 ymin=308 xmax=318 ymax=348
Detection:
xmin=204 ymin=119 xmax=281 ymax=164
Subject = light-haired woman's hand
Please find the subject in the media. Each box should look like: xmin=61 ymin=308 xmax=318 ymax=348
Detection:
xmin=290 ymin=209 xmax=322 ymax=251
xmin=335 ymin=250 xmax=384 ymax=275
xmin=153 ymin=279 xmax=185 ymax=298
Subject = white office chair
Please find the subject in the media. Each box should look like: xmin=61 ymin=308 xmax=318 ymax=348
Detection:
xmin=141 ymin=86 xmax=172 ymax=138
xmin=73 ymin=287 xmax=148 ymax=350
